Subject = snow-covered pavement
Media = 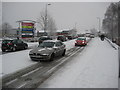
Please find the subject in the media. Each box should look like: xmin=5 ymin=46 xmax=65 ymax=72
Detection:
xmin=38 ymin=37 xmax=118 ymax=88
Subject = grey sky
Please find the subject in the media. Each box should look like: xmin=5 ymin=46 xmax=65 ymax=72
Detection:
xmin=2 ymin=2 xmax=111 ymax=33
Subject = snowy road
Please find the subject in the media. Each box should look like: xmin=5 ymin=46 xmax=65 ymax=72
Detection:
xmin=38 ymin=37 xmax=118 ymax=88
xmin=1 ymin=39 xmax=76 ymax=77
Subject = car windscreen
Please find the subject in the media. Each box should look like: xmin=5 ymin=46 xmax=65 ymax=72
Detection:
xmin=38 ymin=42 xmax=55 ymax=48
xmin=77 ymin=38 xmax=86 ymax=40
xmin=39 ymin=37 xmax=51 ymax=40
xmin=2 ymin=40 xmax=13 ymax=43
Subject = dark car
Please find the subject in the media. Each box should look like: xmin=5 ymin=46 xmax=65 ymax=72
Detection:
xmin=1 ymin=39 xmax=28 ymax=52
xmin=90 ymin=35 xmax=95 ymax=38
xmin=29 ymin=40 xmax=66 ymax=61
xmin=75 ymin=37 xmax=87 ymax=46
xmin=57 ymin=35 xmax=67 ymax=42
xmin=67 ymin=35 xmax=73 ymax=40
xmin=38 ymin=36 xmax=52 ymax=44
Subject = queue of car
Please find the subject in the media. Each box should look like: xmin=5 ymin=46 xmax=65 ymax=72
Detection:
xmin=1 ymin=35 xmax=91 ymax=61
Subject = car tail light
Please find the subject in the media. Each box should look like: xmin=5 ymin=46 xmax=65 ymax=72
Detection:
xmin=76 ymin=40 xmax=78 ymax=42
xmin=7 ymin=43 xmax=13 ymax=45
xmin=76 ymin=40 xmax=80 ymax=43
xmin=75 ymin=40 xmax=77 ymax=43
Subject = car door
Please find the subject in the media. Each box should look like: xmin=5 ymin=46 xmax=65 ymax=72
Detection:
xmin=17 ymin=40 xmax=24 ymax=49
xmin=12 ymin=39 xmax=19 ymax=49
xmin=59 ymin=41 xmax=65 ymax=54
xmin=55 ymin=41 xmax=64 ymax=56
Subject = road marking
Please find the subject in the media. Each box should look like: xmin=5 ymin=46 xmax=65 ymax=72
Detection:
xmin=46 ymin=47 xmax=83 ymax=74
xmin=18 ymin=83 xmax=26 ymax=88
xmin=21 ymin=67 xmax=43 ymax=77
xmin=5 ymin=78 xmax=18 ymax=86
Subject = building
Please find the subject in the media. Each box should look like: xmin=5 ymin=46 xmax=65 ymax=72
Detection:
xmin=37 ymin=30 xmax=47 ymax=37
xmin=56 ymin=29 xmax=77 ymax=37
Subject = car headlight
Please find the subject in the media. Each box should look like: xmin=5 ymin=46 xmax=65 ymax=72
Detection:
xmin=41 ymin=53 xmax=49 ymax=56
xmin=14 ymin=44 xmax=16 ymax=46
xmin=29 ymin=51 xmax=33 ymax=54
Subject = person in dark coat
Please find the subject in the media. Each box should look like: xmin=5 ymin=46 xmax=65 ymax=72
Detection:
xmin=100 ymin=34 xmax=105 ymax=41
xmin=17 ymin=37 xmax=19 ymax=40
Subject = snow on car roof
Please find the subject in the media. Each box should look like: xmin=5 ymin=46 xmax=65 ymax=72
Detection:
xmin=78 ymin=37 xmax=86 ymax=39
xmin=43 ymin=39 xmax=61 ymax=42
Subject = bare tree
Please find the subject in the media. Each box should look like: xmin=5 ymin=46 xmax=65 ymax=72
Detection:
xmin=37 ymin=10 xmax=57 ymax=37
xmin=90 ymin=28 xmax=98 ymax=36
xmin=2 ymin=22 xmax=12 ymax=37
xmin=102 ymin=2 xmax=118 ymax=40
xmin=47 ymin=16 xmax=57 ymax=37
xmin=37 ymin=11 xmax=46 ymax=30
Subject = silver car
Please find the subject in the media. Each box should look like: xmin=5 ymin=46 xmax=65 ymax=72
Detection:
xmin=29 ymin=40 xmax=66 ymax=61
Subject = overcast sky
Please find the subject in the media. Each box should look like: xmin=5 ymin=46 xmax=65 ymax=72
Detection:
xmin=2 ymin=2 xmax=113 ymax=33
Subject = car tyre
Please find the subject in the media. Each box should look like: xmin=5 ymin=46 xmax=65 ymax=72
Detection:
xmin=49 ymin=53 xmax=54 ymax=61
xmin=12 ymin=47 xmax=16 ymax=51
xmin=75 ymin=44 xmax=77 ymax=46
xmin=24 ymin=45 xmax=28 ymax=49
xmin=2 ymin=49 xmax=5 ymax=52
xmin=62 ymin=49 xmax=66 ymax=56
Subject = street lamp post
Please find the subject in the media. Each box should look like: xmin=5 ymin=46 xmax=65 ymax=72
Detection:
xmin=97 ymin=17 xmax=101 ymax=33
xmin=44 ymin=3 xmax=51 ymax=36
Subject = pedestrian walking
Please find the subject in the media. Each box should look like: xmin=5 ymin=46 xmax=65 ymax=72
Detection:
xmin=100 ymin=34 xmax=105 ymax=41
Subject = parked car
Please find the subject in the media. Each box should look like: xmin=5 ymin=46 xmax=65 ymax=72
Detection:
xmin=75 ymin=37 xmax=87 ymax=46
xmin=29 ymin=40 xmax=66 ymax=61
xmin=1 ymin=39 xmax=28 ymax=52
xmin=38 ymin=36 xmax=52 ymax=44
xmin=57 ymin=35 xmax=67 ymax=42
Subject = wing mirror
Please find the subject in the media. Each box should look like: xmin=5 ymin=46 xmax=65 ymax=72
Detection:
xmin=53 ymin=45 xmax=59 ymax=50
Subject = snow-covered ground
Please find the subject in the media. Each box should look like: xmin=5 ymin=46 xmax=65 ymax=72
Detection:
xmin=38 ymin=37 xmax=118 ymax=88
xmin=1 ymin=39 xmax=77 ymax=77
xmin=0 ymin=41 xmax=39 ymax=77
xmin=0 ymin=39 xmax=2 ymax=52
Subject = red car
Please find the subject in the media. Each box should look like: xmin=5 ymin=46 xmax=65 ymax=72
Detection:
xmin=75 ymin=37 xmax=87 ymax=46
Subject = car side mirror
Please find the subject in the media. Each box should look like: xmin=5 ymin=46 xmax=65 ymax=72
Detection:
xmin=63 ymin=44 xmax=66 ymax=47
xmin=53 ymin=46 xmax=59 ymax=50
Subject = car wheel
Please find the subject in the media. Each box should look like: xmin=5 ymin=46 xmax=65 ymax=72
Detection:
xmin=62 ymin=49 xmax=66 ymax=56
xmin=24 ymin=45 xmax=28 ymax=49
xmin=2 ymin=49 xmax=6 ymax=52
xmin=49 ymin=53 xmax=54 ymax=61
xmin=12 ymin=47 xmax=16 ymax=51
xmin=119 ymin=71 xmax=120 ymax=78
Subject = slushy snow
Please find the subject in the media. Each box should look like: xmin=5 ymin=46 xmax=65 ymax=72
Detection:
xmin=39 ymin=37 xmax=118 ymax=88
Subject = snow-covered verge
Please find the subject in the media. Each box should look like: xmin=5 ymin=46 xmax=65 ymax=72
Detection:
xmin=105 ymin=38 xmax=119 ymax=50
xmin=39 ymin=37 xmax=118 ymax=88
xmin=0 ymin=39 xmax=2 ymax=52
xmin=0 ymin=42 xmax=39 ymax=78
xmin=2 ymin=49 xmax=37 ymax=76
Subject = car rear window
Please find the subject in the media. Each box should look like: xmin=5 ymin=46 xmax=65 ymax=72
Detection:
xmin=38 ymin=42 xmax=55 ymax=48
xmin=39 ymin=37 xmax=52 ymax=40
xmin=2 ymin=40 xmax=13 ymax=43
xmin=77 ymin=38 xmax=86 ymax=40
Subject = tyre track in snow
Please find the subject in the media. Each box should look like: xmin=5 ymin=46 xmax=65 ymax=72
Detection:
xmin=2 ymin=46 xmax=83 ymax=89
xmin=2 ymin=38 xmax=91 ymax=89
